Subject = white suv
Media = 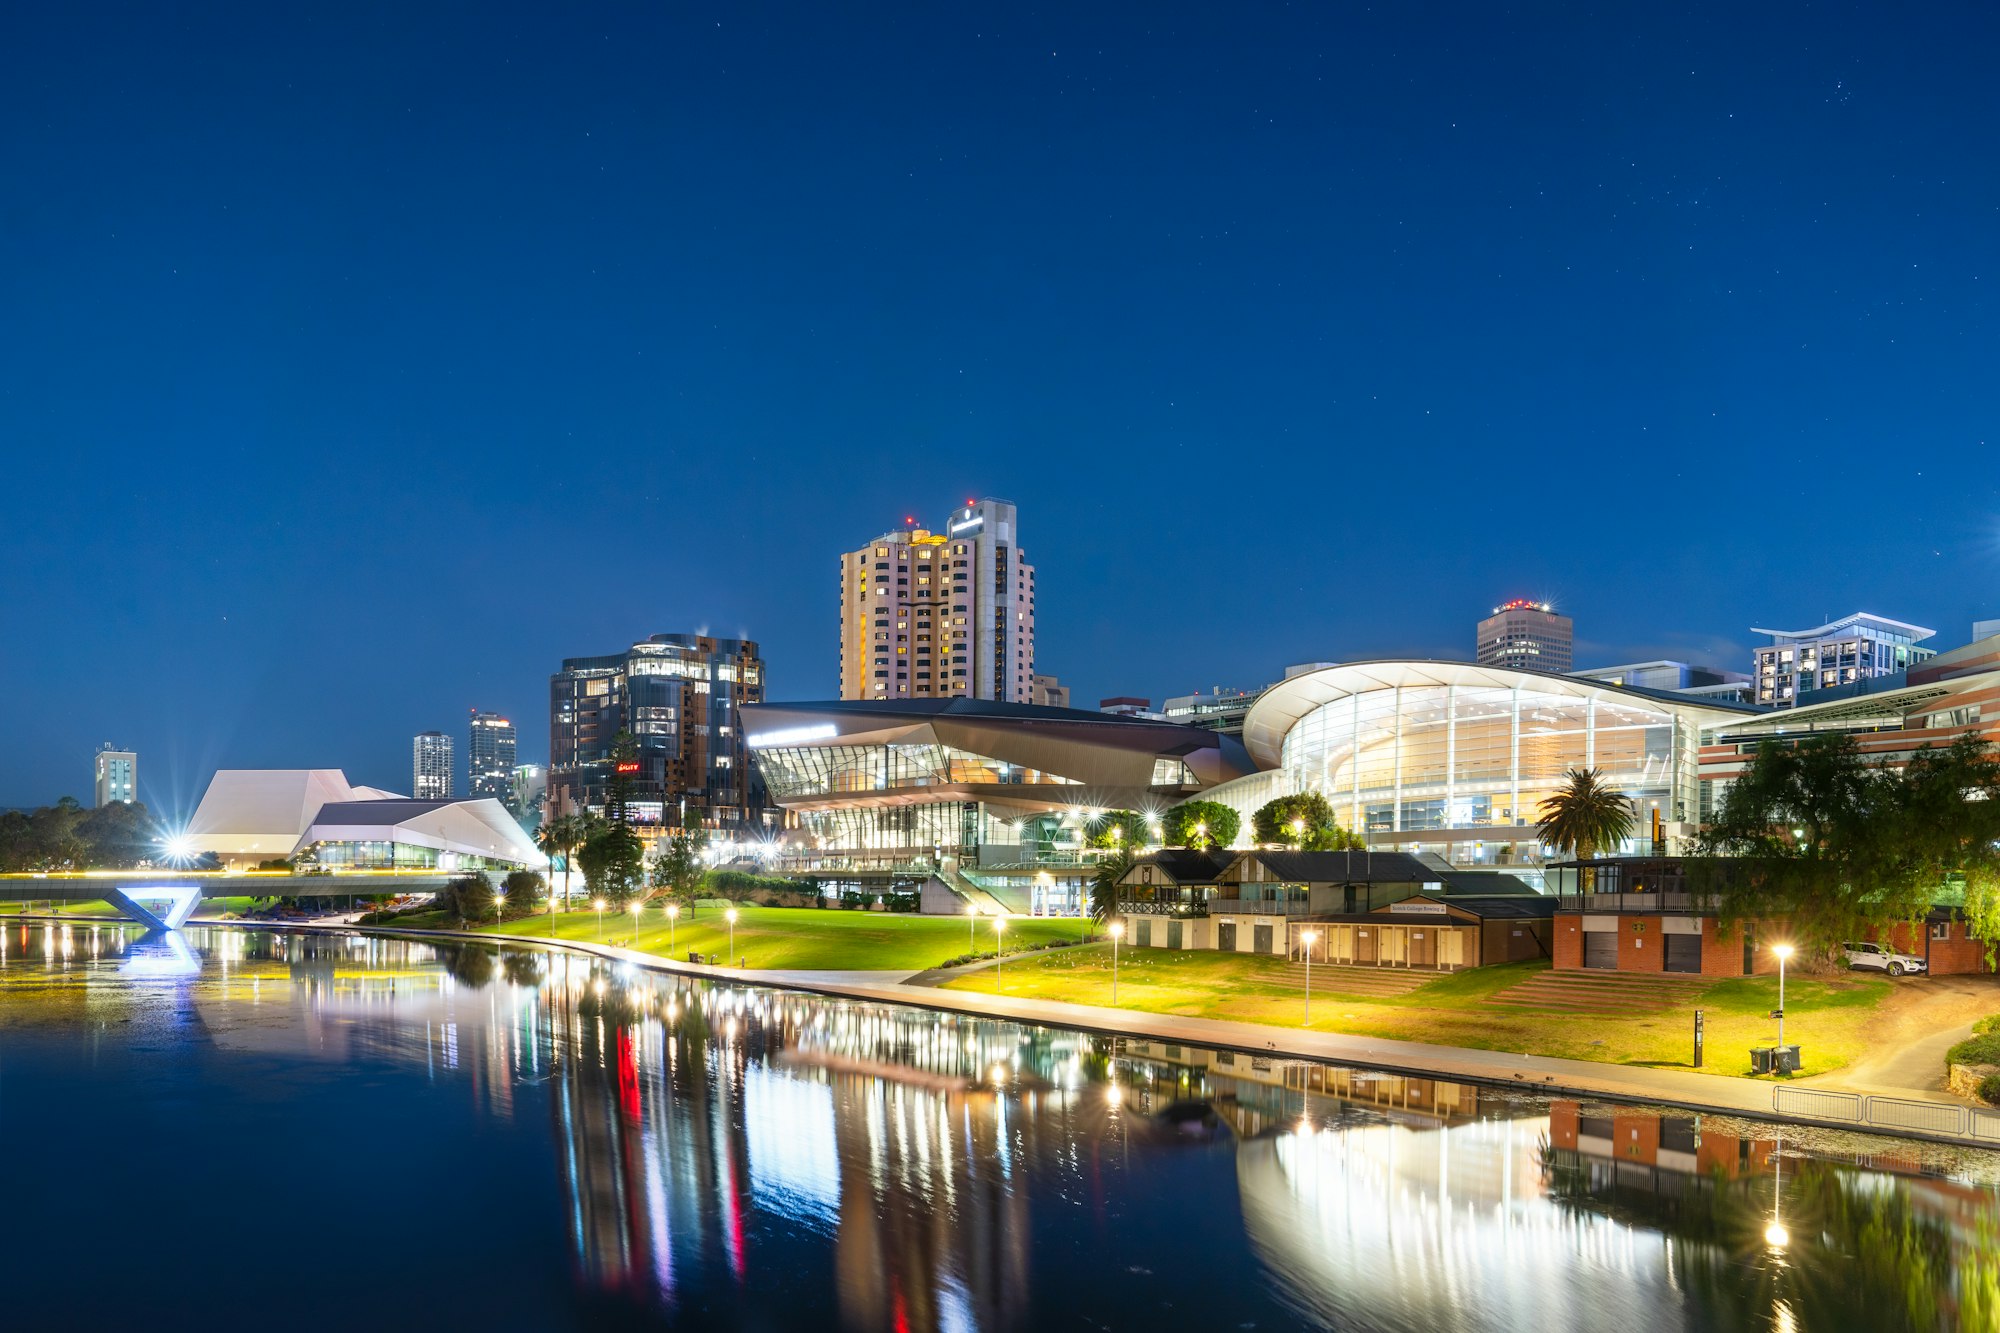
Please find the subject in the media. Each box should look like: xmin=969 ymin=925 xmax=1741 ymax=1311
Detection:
xmin=1842 ymin=941 xmax=1927 ymax=977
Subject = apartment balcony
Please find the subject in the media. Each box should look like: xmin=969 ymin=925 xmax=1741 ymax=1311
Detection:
xmin=1207 ymin=899 xmax=1313 ymax=917
xmin=1555 ymin=891 xmax=1714 ymax=914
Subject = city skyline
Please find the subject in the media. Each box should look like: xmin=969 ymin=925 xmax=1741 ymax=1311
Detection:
xmin=7 ymin=5 xmax=2000 ymax=808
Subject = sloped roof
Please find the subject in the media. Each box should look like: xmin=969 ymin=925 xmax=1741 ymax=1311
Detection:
xmin=1119 ymin=849 xmax=1235 ymax=886
xmin=185 ymin=769 xmax=361 ymax=854
xmin=297 ymin=796 xmax=545 ymax=868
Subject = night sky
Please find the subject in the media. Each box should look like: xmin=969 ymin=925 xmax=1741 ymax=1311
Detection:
xmin=4 ymin=3 xmax=1998 ymax=813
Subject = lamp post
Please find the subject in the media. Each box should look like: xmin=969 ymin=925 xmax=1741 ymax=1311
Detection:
xmin=667 ymin=902 xmax=680 ymax=954
xmin=1772 ymin=942 xmax=1794 ymax=1067
xmin=967 ymin=903 xmax=978 ymax=952
xmin=630 ymin=899 xmax=644 ymax=941
xmin=1194 ymin=820 xmax=1208 ymax=849
xmin=726 ymin=907 xmax=738 ymax=963
xmin=993 ymin=917 xmax=1007 ymax=989
xmin=493 ymin=891 xmax=506 ymax=931
xmin=1109 ymin=920 xmax=1124 ymax=1004
xmin=1301 ymin=929 xmax=1319 ymax=1025
xmin=594 ymin=898 xmax=606 ymax=941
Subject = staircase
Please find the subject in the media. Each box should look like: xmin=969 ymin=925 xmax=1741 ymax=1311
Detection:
xmin=1486 ymin=969 xmax=1713 ymax=1014
xmin=1279 ymin=962 xmax=1433 ymax=999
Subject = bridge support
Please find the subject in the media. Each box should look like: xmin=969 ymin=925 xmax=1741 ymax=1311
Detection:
xmin=101 ymin=885 xmax=202 ymax=932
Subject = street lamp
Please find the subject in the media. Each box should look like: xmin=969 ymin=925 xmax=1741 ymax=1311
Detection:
xmin=493 ymin=891 xmax=506 ymax=930
xmin=1108 ymin=920 xmax=1125 ymax=1004
xmin=1290 ymin=816 xmax=1304 ymax=847
xmin=594 ymin=898 xmax=607 ymax=941
xmin=726 ymin=907 xmax=739 ymax=963
xmin=1772 ymin=942 xmax=1795 ymax=1067
xmin=993 ymin=916 xmax=1007 ymax=989
xmin=966 ymin=903 xmax=978 ymax=952
xmin=629 ymin=899 xmax=644 ymax=940
xmin=667 ymin=902 xmax=680 ymax=953
xmin=1301 ymin=929 xmax=1319 ymax=1025
xmin=1194 ymin=820 xmax=1208 ymax=848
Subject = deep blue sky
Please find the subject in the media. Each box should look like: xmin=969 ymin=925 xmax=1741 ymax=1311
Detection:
xmin=4 ymin=2 xmax=1998 ymax=813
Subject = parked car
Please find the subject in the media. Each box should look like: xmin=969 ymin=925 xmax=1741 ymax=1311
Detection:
xmin=1841 ymin=941 xmax=1927 ymax=977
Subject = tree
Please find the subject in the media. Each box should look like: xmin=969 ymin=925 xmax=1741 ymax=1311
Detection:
xmin=1697 ymin=733 xmax=2000 ymax=964
xmin=438 ymin=874 xmax=495 ymax=924
xmin=577 ymin=818 xmax=645 ymax=905
xmin=651 ymin=811 xmax=709 ymax=916
xmin=1090 ymin=846 xmax=1132 ymax=925
xmin=1161 ymin=800 xmax=1239 ymax=850
xmin=1087 ymin=810 xmax=1148 ymax=851
xmin=1251 ymin=791 xmax=1364 ymax=850
xmin=537 ymin=813 xmax=587 ymax=913
xmin=501 ymin=869 xmax=546 ymax=912
xmin=1537 ymin=768 xmax=1636 ymax=862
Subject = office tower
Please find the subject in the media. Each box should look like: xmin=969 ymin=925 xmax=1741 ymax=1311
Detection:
xmin=468 ymin=709 xmax=517 ymax=801
xmin=1751 ymin=612 xmax=1936 ymax=708
xmin=549 ymin=633 xmax=767 ymax=830
xmin=413 ymin=731 xmax=454 ymax=800
xmin=1476 ymin=599 xmax=1574 ymax=672
xmin=94 ymin=745 xmax=136 ymax=806
xmin=510 ymin=764 xmax=548 ymax=827
xmin=838 ymin=498 xmax=1036 ymax=702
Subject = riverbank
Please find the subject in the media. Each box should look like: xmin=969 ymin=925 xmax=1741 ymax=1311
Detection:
xmin=157 ymin=916 xmax=2000 ymax=1150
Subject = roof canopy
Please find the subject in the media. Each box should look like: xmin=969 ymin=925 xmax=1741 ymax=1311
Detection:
xmin=1241 ymin=660 xmax=1760 ymax=769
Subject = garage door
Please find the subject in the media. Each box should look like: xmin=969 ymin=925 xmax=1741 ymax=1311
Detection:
xmin=1217 ymin=922 xmax=1237 ymax=951
xmin=1253 ymin=923 xmax=1274 ymax=954
xmin=1582 ymin=930 xmax=1618 ymax=970
xmin=1664 ymin=933 xmax=1701 ymax=974
xmin=1167 ymin=920 xmax=1183 ymax=950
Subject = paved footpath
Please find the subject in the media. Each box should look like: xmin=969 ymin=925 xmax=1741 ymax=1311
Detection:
xmin=72 ymin=914 xmax=2000 ymax=1148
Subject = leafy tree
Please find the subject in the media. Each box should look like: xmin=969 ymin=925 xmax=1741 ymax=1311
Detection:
xmin=1090 ymin=846 xmax=1132 ymax=924
xmin=1161 ymin=800 xmax=1239 ymax=850
xmin=1537 ymin=768 xmax=1635 ymax=862
xmin=77 ymin=800 xmax=161 ymax=868
xmin=1087 ymin=810 xmax=1148 ymax=850
xmin=1251 ymin=791 xmax=1364 ymax=850
xmin=501 ymin=869 xmax=546 ymax=912
xmin=577 ymin=819 xmax=645 ymax=905
xmin=651 ymin=811 xmax=709 ymax=916
xmin=439 ymin=873 xmax=495 ymax=924
xmin=605 ymin=730 xmax=639 ymax=825
xmin=1694 ymin=734 xmax=2000 ymax=964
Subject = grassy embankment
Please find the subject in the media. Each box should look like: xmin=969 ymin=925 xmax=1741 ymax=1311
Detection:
xmin=442 ymin=903 xmax=1092 ymax=973
xmin=0 ymin=895 xmax=265 ymax=919
xmin=939 ymin=946 xmax=1900 ymax=1077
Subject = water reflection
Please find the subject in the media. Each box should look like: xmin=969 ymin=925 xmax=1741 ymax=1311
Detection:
xmin=4 ymin=924 xmax=1999 ymax=1331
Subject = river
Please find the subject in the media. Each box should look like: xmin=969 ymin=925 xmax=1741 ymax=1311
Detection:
xmin=2 ymin=922 xmax=1997 ymax=1330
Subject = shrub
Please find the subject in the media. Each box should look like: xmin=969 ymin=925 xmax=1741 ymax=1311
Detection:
xmin=1981 ymin=1073 xmax=2000 ymax=1106
xmin=1947 ymin=1031 xmax=2000 ymax=1068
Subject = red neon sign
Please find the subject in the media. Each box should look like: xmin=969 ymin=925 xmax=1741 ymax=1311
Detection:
xmin=614 ymin=762 xmax=640 ymax=774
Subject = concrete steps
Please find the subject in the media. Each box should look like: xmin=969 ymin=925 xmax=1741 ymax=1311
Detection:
xmin=1488 ymin=969 xmax=1712 ymax=1014
xmin=1280 ymin=963 xmax=1432 ymax=999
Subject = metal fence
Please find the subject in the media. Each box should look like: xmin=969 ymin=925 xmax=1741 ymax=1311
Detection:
xmin=1772 ymin=1086 xmax=1991 ymax=1140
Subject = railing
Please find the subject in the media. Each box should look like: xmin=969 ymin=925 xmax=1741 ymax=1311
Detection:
xmin=1117 ymin=900 xmax=1210 ymax=918
xmin=1773 ymin=1086 xmax=1993 ymax=1140
xmin=1556 ymin=891 xmax=1715 ymax=913
xmin=1208 ymin=899 xmax=1312 ymax=917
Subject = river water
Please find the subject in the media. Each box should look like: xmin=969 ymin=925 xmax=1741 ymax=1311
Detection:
xmin=3 ymin=923 xmax=1998 ymax=1331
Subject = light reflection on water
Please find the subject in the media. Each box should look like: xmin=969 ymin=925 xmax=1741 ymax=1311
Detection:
xmin=1 ymin=922 xmax=1997 ymax=1332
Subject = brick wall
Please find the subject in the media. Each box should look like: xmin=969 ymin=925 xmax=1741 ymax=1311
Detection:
xmin=1883 ymin=920 xmax=1995 ymax=975
xmin=1702 ymin=918 xmax=1749 ymax=977
xmin=1616 ymin=917 xmax=1665 ymax=973
xmin=1553 ymin=918 xmax=1582 ymax=969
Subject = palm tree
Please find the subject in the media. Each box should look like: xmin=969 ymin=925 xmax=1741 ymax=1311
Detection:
xmin=537 ymin=813 xmax=586 ymax=916
xmin=1538 ymin=768 xmax=1635 ymax=890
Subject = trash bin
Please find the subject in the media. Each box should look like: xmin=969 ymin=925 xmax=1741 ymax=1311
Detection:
xmin=1750 ymin=1045 xmax=1802 ymax=1074
xmin=1774 ymin=1044 xmax=1801 ymax=1073
xmin=688 ymin=950 xmax=700 ymax=964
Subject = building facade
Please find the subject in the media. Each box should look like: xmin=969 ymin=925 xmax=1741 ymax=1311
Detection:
xmin=413 ymin=731 xmax=453 ymax=800
xmin=93 ymin=745 xmax=136 ymax=806
xmin=1162 ymin=686 xmax=1267 ymax=738
xmin=1232 ymin=661 xmax=1753 ymax=870
xmin=744 ymin=698 xmax=1256 ymax=911
xmin=1476 ymin=600 xmax=1574 ymax=673
xmin=468 ymin=710 xmax=517 ymax=802
xmin=1750 ymin=612 xmax=1936 ymax=708
xmin=511 ymin=763 xmax=547 ymax=828
xmin=838 ymin=498 xmax=1036 ymax=703
xmin=1029 ymin=673 xmax=1069 ymax=707
xmin=549 ymin=633 xmax=768 ymax=831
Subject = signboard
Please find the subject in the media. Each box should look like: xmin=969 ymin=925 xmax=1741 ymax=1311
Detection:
xmin=1389 ymin=900 xmax=1448 ymax=915
xmin=614 ymin=761 xmax=641 ymax=774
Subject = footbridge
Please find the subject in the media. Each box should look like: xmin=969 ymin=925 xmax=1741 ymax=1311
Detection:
xmin=0 ymin=869 xmax=477 ymax=929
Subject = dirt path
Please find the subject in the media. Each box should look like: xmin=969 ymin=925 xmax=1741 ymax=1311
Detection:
xmin=1808 ymin=974 xmax=2000 ymax=1099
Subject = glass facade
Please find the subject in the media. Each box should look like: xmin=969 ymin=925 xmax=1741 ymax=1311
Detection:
xmin=305 ymin=840 xmax=522 ymax=872
xmin=756 ymin=743 xmax=1081 ymax=801
xmin=1280 ymin=684 xmax=1689 ymax=842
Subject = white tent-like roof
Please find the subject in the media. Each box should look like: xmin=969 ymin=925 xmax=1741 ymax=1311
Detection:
xmin=294 ymin=798 xmax=547 ymax=869
xmin=185 ymin=769 xmax=369 ymax=859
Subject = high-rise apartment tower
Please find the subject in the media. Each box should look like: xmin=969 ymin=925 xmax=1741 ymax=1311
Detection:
xmin=468 ymin=710 xmax=517 ymax=802
xmin=839 ymin=498 xmax=1036 ymax=702
xmin=94 ymin=745 xmax=136 ymax=806
xmin=413 ymin=731 xmax=454 ymax=800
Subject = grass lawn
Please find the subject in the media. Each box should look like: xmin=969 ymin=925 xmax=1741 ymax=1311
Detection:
xmin=444 ymin=903 xmax=1092 ymax=973
xmin=939 ymin=946 xmax=1904 ymax=1078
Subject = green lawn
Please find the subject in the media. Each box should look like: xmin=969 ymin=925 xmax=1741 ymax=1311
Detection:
xmin=939 ymin=945 xmax=1901 ymax=1078
xmin=453 ymin=903 xmax=1092 ymax=972
xmin=0 ymin=895 xmax=265 ymax=918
